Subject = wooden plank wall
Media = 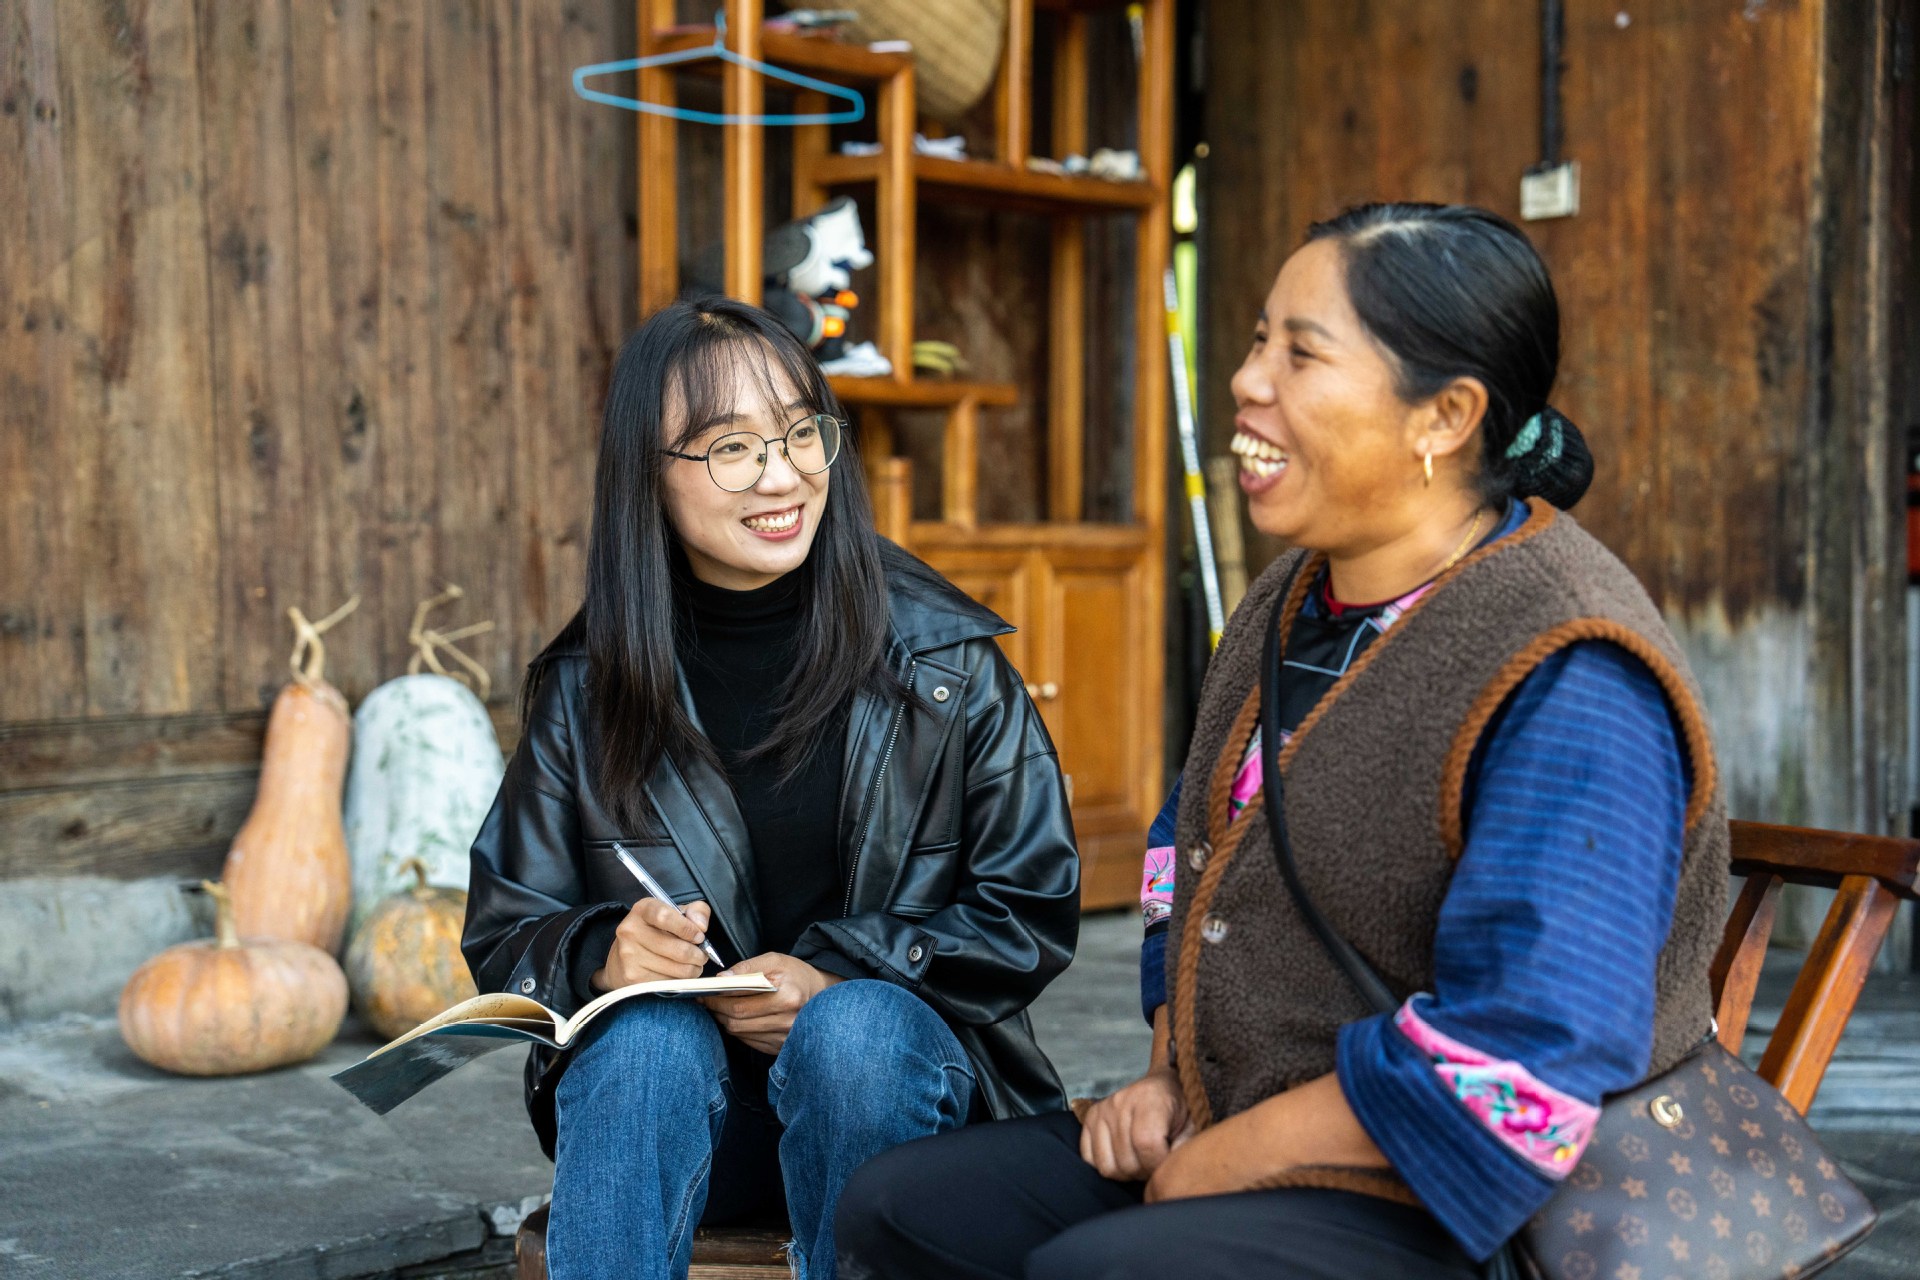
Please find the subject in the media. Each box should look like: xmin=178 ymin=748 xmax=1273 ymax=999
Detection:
xmin=1 ymin=0 xmax=635 ymax=880
xmin=1199 ymin=0 xmax=1912 ymax=852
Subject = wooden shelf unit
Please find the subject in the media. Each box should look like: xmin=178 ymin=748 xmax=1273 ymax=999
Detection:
xmin=811 ymin=151 xmax=1157 ymax=214
xmin=634 ymin=0 xmax=1174 ymax=909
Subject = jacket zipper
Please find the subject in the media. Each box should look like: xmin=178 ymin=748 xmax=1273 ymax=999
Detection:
xmin=844 ymin=658 xmax=915 ymax=916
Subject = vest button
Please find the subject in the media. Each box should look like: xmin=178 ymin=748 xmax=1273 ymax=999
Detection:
xmin=519 ymin=977 xmax=537 ymax=994
xmin=932 ymin=686 xmax=951 ymax=703
xmin=1201 ymin=914 xmax=1229 ymax=944
xmin=907 ymin=944 xmax=926 ymax=963
xmin=1187 ymin=842 xmax=1211 ymax=872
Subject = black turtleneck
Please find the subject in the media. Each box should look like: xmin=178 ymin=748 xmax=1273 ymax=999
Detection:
xmin=674 ymin=558 xmax=848 ymax=958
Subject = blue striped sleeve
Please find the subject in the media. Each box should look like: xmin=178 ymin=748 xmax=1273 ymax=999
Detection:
xmin=1337 ymin=641 xmax=1689 ymax=1261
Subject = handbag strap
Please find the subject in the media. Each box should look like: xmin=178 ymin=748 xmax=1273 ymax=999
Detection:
xmin=1260 ymin=577 xmax=1526 ymax=1280
xmin=1259 ymin=572 xmax=1399 ymax=1018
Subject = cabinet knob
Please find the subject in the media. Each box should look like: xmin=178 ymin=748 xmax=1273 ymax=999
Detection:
xmin=1024 ymin=681 xmax=1041 ymax=699
xmin=1040 ymin=682 xmax=1060 ymax=701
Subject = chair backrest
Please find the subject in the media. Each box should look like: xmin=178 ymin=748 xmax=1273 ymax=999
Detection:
xmin=1711 ymin=819 xmax=1920 ymax=1113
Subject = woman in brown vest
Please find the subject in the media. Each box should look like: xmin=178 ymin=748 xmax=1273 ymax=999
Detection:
xmin=834 ymin=204 xmax=1729 ymax=1278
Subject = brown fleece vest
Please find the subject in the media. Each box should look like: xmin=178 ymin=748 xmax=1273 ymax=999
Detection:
xmin=1167 ymin=501 xmax=1728 ymax=1195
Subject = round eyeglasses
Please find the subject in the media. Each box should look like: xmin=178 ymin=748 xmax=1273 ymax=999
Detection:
xmin=664 ymin=414 xmax=844 ymax=493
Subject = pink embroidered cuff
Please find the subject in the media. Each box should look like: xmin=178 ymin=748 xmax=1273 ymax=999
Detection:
xmin=1140 ymin=846 xmax=1175 ymax=926
xmin=1393 ymin=1000 xmax=1599 ymax=1178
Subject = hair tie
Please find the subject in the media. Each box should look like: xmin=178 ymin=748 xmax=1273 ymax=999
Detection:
xmin=1507 ymin=409 xmax=1566 ymax=463
xmin=1506 ymin=413 xmax=1544 ymax=460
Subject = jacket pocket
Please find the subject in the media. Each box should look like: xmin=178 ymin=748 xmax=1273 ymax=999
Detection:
xmin=581 ymin=839 xmax=701 ymax=906
xmin=891 ymin=840 xmax=961 ymax=918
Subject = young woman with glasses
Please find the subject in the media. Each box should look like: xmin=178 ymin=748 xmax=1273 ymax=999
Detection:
xmin=462 ymin=297 xmax=1080 ymax=1280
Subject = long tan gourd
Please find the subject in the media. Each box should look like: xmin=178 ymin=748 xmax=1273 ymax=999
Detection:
xmin=344 ymin=858 xmax=479 ymax=1041
xmin=118 ymin=881 xmax=348 ymax=1076
xmin=221 ymin=598 xmax=358 ymax=953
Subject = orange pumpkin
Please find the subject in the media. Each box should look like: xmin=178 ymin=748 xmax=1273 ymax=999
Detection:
xmin=344 ymin=858 xmax=479 ymax=1041
xmin=222 ymin=601 xmax=357 ymax=953
xmin=118 ymin=881 xmax=348 ymax=1076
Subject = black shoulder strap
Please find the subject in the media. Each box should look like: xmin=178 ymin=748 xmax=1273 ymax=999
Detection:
xmin=1259 ymin=570 xmax=1399 ymax=1017
xmin=1262 ymin=574 xmax=1528 ymax=1280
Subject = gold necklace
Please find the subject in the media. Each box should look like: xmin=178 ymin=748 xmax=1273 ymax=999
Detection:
xmin=1433 ymin=507 xmax=1489 ymax=578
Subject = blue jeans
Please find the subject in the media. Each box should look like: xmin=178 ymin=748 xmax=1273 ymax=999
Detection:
xmin=548 ymin=979 xmax=976 ymax=1280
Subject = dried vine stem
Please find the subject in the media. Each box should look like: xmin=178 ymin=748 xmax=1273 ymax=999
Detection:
xmin=287 ymin=596 xmax=360 ymax=689
xmin=406 ymin=584 xmax=495 ymax=701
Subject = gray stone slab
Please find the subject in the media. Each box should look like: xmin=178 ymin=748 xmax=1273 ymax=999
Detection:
xmin=1822 ymin=1131 xmax=1920 ymax=1279
xmin=1030 ymin=910 xmax=1154 ymax=1099
xmin=0 ymin=1015 xmax=551 ymax=1280
xmin=3 ymin=908 xmax=1912 ymax=1280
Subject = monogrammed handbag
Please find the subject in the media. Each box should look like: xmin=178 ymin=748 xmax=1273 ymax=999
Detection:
xmin=1256 ymin=584 xmax=1877 ymax=1280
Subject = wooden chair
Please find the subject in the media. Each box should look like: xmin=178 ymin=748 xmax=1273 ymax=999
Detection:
xmin=514 ymin=1205 xmax=789 ymax=1279
xmin=513 ymin=818 xmax=1920 ymax=1277
xmin=1714 ymin=819 xmax=1920 ymax=1111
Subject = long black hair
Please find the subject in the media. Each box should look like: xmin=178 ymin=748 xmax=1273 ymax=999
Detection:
xmin=531 ymin=296 xmax=906 ymax=833
xmin=1305 ymin=202 xmax=1593 ymax=509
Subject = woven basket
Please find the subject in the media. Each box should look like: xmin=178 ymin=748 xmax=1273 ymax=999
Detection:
xmin=836 ymin=0 xmax=1008 ymax=124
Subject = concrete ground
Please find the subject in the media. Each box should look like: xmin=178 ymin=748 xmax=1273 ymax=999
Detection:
xmin=0 ymin=914 xmax=1913 ymax=1279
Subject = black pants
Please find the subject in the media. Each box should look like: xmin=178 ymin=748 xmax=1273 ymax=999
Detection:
xmin=835 ymin=1111 xmax=1480 ymax=1280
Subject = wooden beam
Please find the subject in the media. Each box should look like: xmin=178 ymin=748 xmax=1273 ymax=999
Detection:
xmin=1127 ymin=0 xmax=1174 ymax=871
xmin=637 ymin=0 xmax=680 ymax=313
xmin=0 ymin=775 xmax=258 ymax=882
xmin=870 ymin=456 xmax=913 ymax=544
xmin=942 ymin=396 xmax=981 ymax=529
xmin=645 ymin=28 xmax=911 ymax=82
xmin=1048 ymin=223 xmax=1086 ymax=521
xmin=995 ymin=0 xmax=1035 ymax=167
xmin=1129 ymin=0 xmax=1173 ymax=531
xmin=0 ymin=707 xmax=521 ymax=880
xmin=856 ymin=407 xmax=895 ymax=460
xmin=829 ymin=375 xmax=1018 ymax=408
xmin=1047 ymin=12 xmax=1089 ymax=520
xmin=792 ymin=89 xmax=828 ymax=216
xmin=0 ymin=712 xmax=270 ymax=792
xmin=722 ymin=0 xmax=765 ymax=304
xmin=874 ymin=62 xmax=917 ymax=378
xmin=907 ymin=521 xmax=1150 ymax=552
xmin=811 ymin=152 xmax=1157 ymax=213
xmin=1052 ymin=11 xmax=1090 ymax=158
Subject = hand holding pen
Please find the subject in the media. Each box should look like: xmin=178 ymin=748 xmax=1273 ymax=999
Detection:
xmin=612 ymin=842 xmax=725 ymax=968
xmin=587 ymin=842 xmax=724 ymax=991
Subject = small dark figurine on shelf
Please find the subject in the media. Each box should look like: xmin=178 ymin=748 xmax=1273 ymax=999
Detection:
xmin=690 ymin=196 xmax=874 ymax=362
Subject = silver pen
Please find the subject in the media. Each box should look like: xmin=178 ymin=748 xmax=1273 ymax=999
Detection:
xmin=612 ymin=842 xmax=726 ymax=969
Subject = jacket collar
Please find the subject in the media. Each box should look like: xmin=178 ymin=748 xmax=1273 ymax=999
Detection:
xmin=876 ymin=540 xmax=1013 ymax=658
xmin=534 ymin=540 xmax=1010 ymax=959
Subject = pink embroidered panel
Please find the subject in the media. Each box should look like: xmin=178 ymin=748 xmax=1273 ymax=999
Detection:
xmin=1141 ymin=846 xmax=1175 ymax=926
xmin=1393 ymin=1000 xmax=1599 ymax=1178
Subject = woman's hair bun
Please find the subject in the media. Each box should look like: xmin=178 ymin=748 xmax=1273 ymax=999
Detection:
xmin=1506 ymin=405 xmax=1593 ymax=510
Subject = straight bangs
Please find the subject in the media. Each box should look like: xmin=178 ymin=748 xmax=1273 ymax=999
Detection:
xmin=662 ymin=321 xmax=841 ymax=453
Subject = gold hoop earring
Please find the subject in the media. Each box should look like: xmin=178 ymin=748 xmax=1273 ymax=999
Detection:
xmin=1422 ymin=451 xmax=1434 ymax=487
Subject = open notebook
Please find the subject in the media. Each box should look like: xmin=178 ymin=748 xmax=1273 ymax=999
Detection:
xmin=331 ymin=972 xmax=774 ymax=1114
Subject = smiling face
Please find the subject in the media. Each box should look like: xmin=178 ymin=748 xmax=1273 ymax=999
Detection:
xmin=1229 ymin=238 xmax=1442 ymax=555
xmin=659 ymin=344 xmax=832 ymax=591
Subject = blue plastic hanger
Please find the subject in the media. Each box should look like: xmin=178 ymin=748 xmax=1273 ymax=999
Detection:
xmin=572 ymin=11 xmax=866 ymax=126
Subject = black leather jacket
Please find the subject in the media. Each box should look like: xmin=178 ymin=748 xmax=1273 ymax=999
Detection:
xmin=462 ymin=544 xmax=1081 ymax=1157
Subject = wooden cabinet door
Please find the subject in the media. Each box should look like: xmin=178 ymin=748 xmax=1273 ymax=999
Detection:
xmin=915 ymin=539 xmax=1157 ymax=911
xmin=913 ymin=546 xmax=1036 ymax=677
xmin=1038 ymin=546 xmax=1156 ymax=909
